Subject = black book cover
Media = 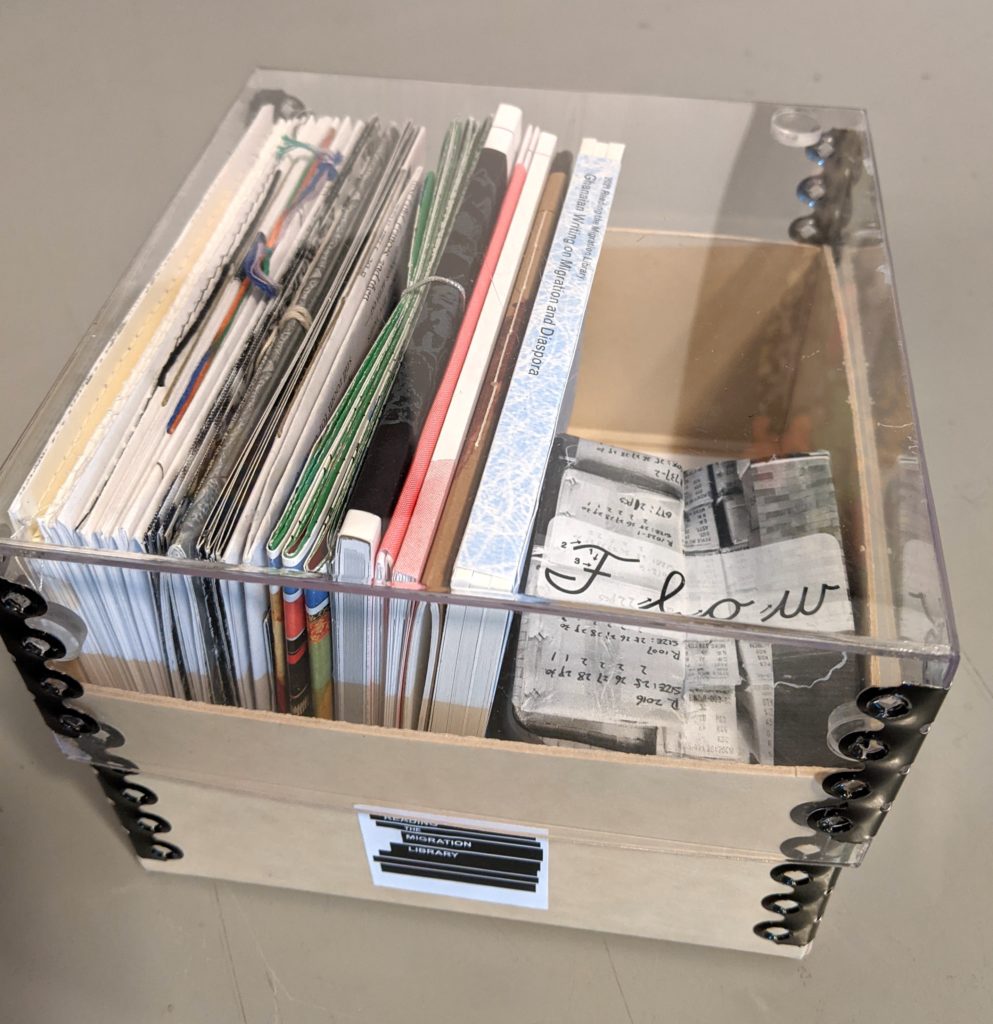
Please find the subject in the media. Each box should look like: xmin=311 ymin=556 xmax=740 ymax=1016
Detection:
xmin=346 ymin=145 xmax=509 ymax=523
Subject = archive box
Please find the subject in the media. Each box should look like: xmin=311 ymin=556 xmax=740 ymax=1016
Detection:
xmin=0 ymin=70 xmax=957 ymax=956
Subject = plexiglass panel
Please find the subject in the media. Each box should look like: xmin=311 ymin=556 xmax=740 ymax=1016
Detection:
xmin=0 ymin=71 xmax=955 ymax=789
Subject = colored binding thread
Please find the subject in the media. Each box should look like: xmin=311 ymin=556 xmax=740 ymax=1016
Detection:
xmin=166 ymin=129 xmax=338 ymax=433
xmin=240 ymin=232 xmax=278 ymax=299
xmin=277 ymin=136 xmax=343 ymax=216
xmin=167 ymin=347 xmax=216 ymax=434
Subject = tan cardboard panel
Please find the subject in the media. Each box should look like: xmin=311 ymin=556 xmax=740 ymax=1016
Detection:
xmin=78 ymin=684 xmax=837 ymax=860
xmin=141 ymin=773 xmax=815 ymax=957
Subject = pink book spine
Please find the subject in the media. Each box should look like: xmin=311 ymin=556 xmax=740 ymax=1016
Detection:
xmin=392 ymin=458 xmax=456 ymax=582
xmin=377 ymin=161 xmax=529 ymax=568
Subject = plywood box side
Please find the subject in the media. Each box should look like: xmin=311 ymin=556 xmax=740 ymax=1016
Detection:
xmin=140 ymin=773 xmax=813 ymax=958
xmin=74 ymin=684 xmax=841 ymax=859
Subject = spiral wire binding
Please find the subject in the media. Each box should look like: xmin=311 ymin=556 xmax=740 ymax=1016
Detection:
xmin=754 ymin=863 xmax=839 ymax=947
xmin=0 ymin=576 xmax=183 ymax=863
xmin=789 ymin=128 xmax=864 ymax=247
xmin=756 ymin=126 xmax=950 ymax=943
xmin=756 ymin=681 xmax=946 ymax=944
xmin=794 ymin=682 xmax=946 ymax=848
xmin=245 ymin=88 xmax=307 ymax=126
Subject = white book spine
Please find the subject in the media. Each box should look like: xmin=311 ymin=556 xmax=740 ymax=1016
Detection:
xmin=451 ymin=139 xmax=625 ymax=595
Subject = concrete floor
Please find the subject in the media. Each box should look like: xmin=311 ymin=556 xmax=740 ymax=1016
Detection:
xmin=0 ymin=2 xmax=990 ymax=1021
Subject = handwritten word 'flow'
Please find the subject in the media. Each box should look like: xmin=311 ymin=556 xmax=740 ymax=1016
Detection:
xmin=542 ymin=543 xmax=841 ymax=625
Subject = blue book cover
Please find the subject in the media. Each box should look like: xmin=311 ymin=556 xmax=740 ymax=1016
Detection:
xmin=452 ymin=140 xmax=625 ymax=593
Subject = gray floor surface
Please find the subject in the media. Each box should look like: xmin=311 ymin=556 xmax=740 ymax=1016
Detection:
xmin=0 ymin=2 xmax=990 ymax=1021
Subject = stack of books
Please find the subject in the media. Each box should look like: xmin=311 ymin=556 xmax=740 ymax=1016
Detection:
xmin=8 ymin=91 xmax=854 ymax=766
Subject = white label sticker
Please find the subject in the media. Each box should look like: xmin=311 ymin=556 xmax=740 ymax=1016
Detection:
xmin=356 ymin=807 xmax=549 ymax=910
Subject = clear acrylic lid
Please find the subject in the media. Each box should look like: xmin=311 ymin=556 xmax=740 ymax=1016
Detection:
xmin=0 ymin=69 xmax=956 ymax=674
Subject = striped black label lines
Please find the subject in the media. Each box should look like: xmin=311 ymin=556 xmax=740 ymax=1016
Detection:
xmin=369 ymin=815 xmax=543 ymax=893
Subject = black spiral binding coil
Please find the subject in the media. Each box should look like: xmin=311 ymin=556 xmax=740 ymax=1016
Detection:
xmin=789 ymin=128 xmax=863 ymax=248
xmin=795 ymin=682 xmax=946 ymax=848
xmin=754 ymin=863 xmax=839 ymax=947
xmin=0 ymin=576 xmax=183 ymax=863
xmin=245 ymin=88 xmax=307 ymax=125
xmin=756 ymin=681 xmax=946 ymax=944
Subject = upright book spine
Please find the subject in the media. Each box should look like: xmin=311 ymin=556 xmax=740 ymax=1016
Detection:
xmin=453 ymin=139 xmax=625 ymax=594
xmin=379 ymin=135 xmax=534 ymax=576
xmin=343 ymin=106 xmax=521 ymax=536
xmin=419 ymin=150 xmax=572 ymax=593
xmin=429 ymin=140 xmax=624 ymax=736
